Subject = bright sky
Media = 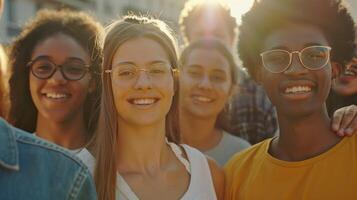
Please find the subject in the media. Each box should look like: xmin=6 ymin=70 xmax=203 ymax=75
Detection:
xmin=224 ymin=0 xmax=357 ymax=23
xmin=224 ymin=0 xmax=256 ymax=24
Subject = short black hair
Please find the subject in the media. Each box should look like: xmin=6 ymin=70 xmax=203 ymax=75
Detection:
xmin=8 ymin=9 xmax=103 ymax=136
xmin=238 ymin=0 xmax=355 ymax=81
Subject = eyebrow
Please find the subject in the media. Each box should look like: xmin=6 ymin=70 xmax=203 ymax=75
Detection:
xmin=113 ymin=60 xmax=169 ymax=67
xmin=268 ymin=42 xmax=324 ymax=51
xmin=31 ymin=55 xmax=86 ymax=62
xmin=185 ymin=64 xmax=203 ymax=69
xmin=211 ymin=68 xmax=227 ymax=73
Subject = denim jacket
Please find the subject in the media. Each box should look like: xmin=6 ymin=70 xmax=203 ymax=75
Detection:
xmin=0 ymin=118 xmax=97 ymax=200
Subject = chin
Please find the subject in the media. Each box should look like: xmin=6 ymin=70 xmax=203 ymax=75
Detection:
xmin=279 ymin=104 xmax=321 ymax=119
xmin=188 ymin=108 xmax=217 ymax=119
xmin=123 ymin=113 xmax=166 ymax=126
xmin=43 ymin=113 xmax=73 ymax=124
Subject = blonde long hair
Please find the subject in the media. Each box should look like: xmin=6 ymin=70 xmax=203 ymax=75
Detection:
xmin=94 ymin=15 xmax=180 ymax=200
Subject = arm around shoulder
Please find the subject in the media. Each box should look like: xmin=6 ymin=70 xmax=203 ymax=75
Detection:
xmin=207 ymin=157 xmax=225 ymax=200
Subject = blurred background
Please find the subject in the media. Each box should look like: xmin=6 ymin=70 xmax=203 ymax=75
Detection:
xmin=0 ymin=0 xmax=356 ymax=45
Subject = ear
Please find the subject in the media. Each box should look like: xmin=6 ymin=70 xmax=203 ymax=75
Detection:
xmin=331 ymin=62 xmax=342 ymax=80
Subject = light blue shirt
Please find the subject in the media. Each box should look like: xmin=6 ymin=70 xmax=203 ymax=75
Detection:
xmin=0 ymin=118 xmax=97 ymax=200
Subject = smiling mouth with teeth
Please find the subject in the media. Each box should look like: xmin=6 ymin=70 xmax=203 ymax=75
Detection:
xmin=130 ymin=98 xmax=158 ymax=105
xmin=192 ymin=95 xmax=213 ymax=103
xmin=344 ymin=69 xmax=356 ymax=76
xmin=284 ymin=86 xmax=312 ymax=94
xmin=45 ymin=93 xmax=69 ymax=99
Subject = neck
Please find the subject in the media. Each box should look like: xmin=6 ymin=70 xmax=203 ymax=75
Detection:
xmin=36 ymin=113 xmax=88 ymax=150
xmin=117 ymin=119 xmax=172 ymax=175
xmin=180 ymin=109 xmax=222 ymax=152
xmin=271 ymin=108 xmax=341 ymax=161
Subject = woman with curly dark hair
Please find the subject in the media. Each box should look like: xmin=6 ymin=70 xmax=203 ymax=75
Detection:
xmin=225 ymin=0 xmax=357 ymax=199
xmin=8 ymin=9 xmax=103 ymax=152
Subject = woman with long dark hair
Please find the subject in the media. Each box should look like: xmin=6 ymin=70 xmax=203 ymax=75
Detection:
xmin=8 ymin=9 xmax=103 ymax=152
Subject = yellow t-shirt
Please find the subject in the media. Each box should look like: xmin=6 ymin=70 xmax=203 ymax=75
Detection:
xmin=224 ymin=133 xmax=357 ymax=200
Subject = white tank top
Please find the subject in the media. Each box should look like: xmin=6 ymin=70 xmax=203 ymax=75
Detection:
xmin=77 ymin=143 xmax=217 ymax=200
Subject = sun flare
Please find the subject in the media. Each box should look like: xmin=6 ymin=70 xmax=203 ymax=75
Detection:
xmin=217 ymin=0 xmax=255 ymax=24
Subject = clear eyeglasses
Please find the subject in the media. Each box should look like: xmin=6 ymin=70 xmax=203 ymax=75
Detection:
xmin=260 ymin=45 xmax=332 ymax=73
xmin=105 ymin=63 xmax=177 ymax=81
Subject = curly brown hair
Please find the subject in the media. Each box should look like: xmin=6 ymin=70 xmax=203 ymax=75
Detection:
xmin=8 ymin=9 xmax=103 ymax=136
xmin=238 ymin=0 xmax=355 ymax=81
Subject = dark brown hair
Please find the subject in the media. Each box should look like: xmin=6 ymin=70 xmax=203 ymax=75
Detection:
xmin=179 ymin=38 xmax=238 ymax=129
xmin=8 ymin=9 xmax=103 ymax=136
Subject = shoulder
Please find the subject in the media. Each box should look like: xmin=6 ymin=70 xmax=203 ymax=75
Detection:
xmin=223 ymin=139 xmax=270 ymax=199
xmin=14 ymin=127 xmax=85 ymax=168
xmin=346 ymin=131 xmax=357 ymax=147
xmin=76 ymin=148 xmax=96 ymax=175
xmin=224 ymin=138 xmax=270 ymax=173
xmin=223 ymin=132 xmax=251 ymax=148
xmin=0 ymin=119 xmax=95 ymax=199
xmin=206 ymin=157 xmax=225 ymax=200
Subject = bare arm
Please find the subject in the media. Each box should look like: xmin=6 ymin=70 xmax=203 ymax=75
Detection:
xmin=207 ymin=157 xmax=225 ymax=200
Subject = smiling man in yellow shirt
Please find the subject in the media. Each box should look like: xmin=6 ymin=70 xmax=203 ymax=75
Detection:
xmin=225 ymin=0 xmax=357 ymax=199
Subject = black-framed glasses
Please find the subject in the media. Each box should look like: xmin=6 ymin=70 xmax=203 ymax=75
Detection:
xmin=260 ymin=45 xmax=332 ymax=73
xmin=27 ymin=57 xmax=91 ymax=81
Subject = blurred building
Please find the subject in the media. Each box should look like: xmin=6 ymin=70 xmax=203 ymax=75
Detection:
xmin=0 ymin=0 xmax=185 ymax=44
xmin=1 ymin=0 xmax=356 ymax=44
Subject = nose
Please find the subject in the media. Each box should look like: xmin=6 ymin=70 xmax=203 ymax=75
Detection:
xmin=284 ymin=52 xmax=309 ymax=76
xmin=133 ymin=70 xmax=152 ymax=90
xmin=197 ymin=74 xmax=212 ymax=89
xmin=47 ymin=68 xmax=67 ymax=84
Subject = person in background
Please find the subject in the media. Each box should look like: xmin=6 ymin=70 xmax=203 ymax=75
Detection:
xmin=179 ymin=39 xmax=250 ymax=166
xmin=8 ymin=9 xmax=103 ymax=153
xmin=225 ymin=0 xmax=357 ymax=199
xmin=179 ymin=0 xmax=357 ymax=142
xmin=0 ymin=1 xmax=97 ymax=199
xmin=327 ymin=27 xmax=357 ymax=117
xmin=179 ymin=0 xmax=277 ymax=144
xmin=78 ymin=15 xmax=224 ymax=200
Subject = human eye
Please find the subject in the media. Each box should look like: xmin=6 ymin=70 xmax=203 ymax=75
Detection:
xmin=211 ymin=72 xmax=227 ymax=82
xmin=117 ymin=69 xmax=135 ymax=77
xmin=149 ymin=68 xmax=166 ymax=74
xmin=308 ymin=52 xmax=326 ymax=60
xmin=63 ymin=63 xmax=86 ymax=75
xmin=187 ymin=67 xmax=203 ymax=78
xmin=32 ymin=60 xmax=53 ymax=73
xmin=149 ymin=63 xmax=169 ymax=74
xmin=304 ymin=47 xmax=329 ymax=60
xmin=266 ymin=52 xmax=287 ymax=63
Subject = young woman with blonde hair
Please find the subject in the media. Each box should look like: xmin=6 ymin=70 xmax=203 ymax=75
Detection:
xmin=78 ymin=15 xmax=224 ymax=200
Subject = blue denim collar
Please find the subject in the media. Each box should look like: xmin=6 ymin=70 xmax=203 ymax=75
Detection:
xmin=0 ymin=118 xmax=19 ymax=171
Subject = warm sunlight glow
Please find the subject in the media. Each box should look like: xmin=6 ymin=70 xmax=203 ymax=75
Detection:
xmin=220 ymin=0 xmax=255 ymax=24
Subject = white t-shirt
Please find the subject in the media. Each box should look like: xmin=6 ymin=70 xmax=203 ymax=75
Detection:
xmin=77 ymin=143 xmax=217 ymax=200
